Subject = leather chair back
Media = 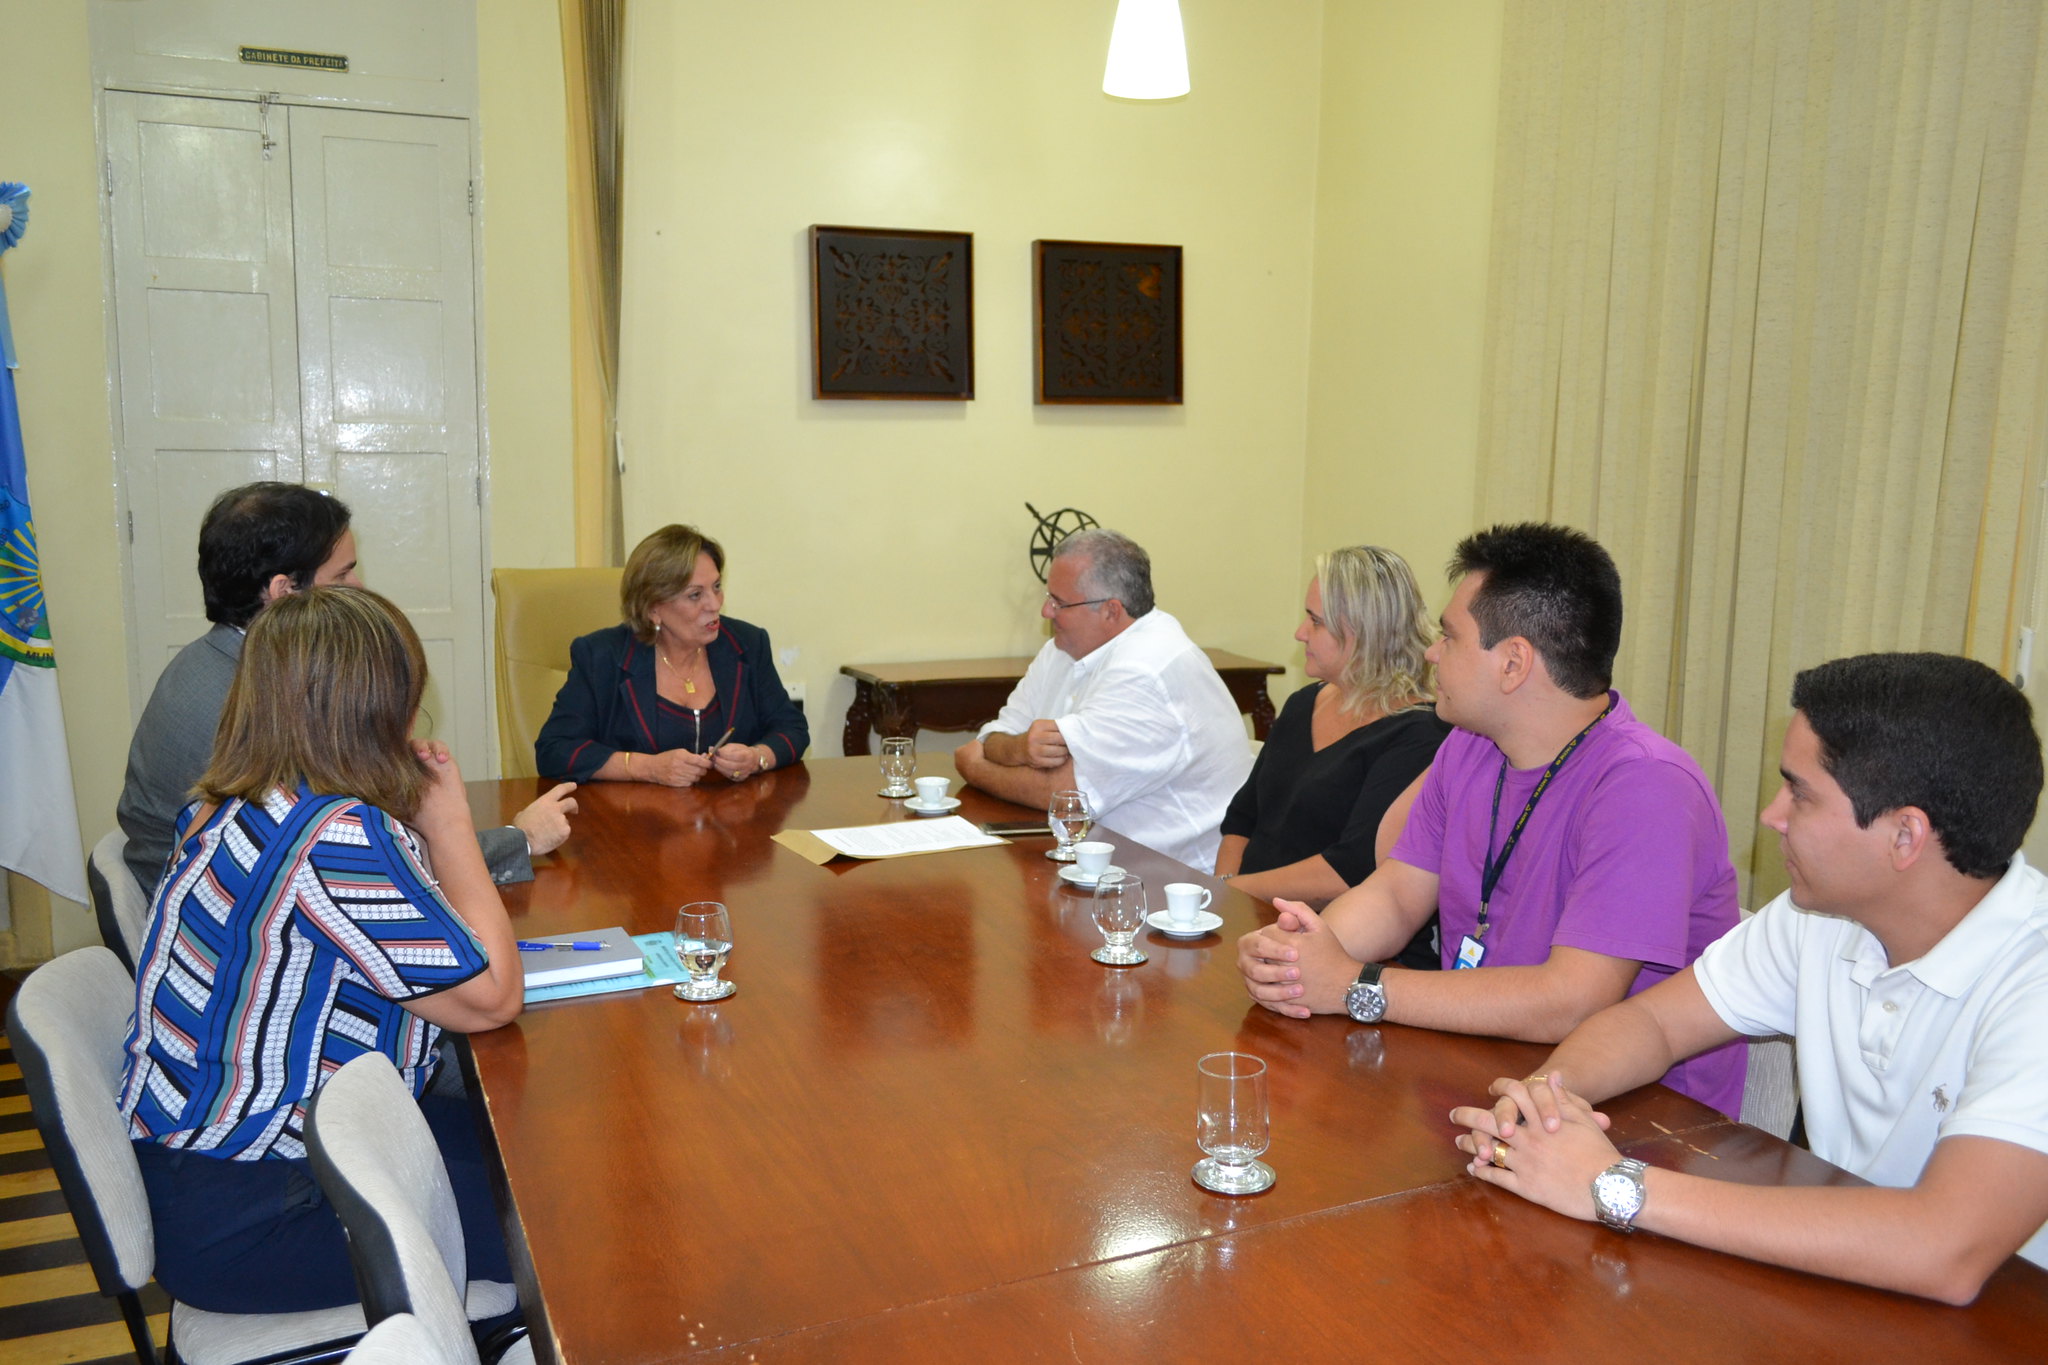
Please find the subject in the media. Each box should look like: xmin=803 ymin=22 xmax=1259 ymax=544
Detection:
xmin=492 ymin=567 xmax=622 ymax=778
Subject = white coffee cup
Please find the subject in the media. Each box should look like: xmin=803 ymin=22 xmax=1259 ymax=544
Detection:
xmin=1074 ymin=841 xmax=1115 ymax=877
xmin=1164 ymin=882 xmax=1213 ymax=926
xmin=913 ymin=776 xmax=950 ymax=806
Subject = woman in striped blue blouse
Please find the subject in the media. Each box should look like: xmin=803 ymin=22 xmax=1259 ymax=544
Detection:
xmin=118 ymin=586 xmax=524 ymax=1313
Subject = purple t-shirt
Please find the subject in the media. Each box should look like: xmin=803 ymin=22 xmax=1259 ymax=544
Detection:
xmin=1391 ymin=691 xmax=1746 ymax=1116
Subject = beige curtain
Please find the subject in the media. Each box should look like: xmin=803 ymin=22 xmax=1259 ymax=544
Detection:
xmin=561 ymin=0 xmax=627 ymax=566
xmin=1478 ymin=0 xmax=2048 ymax=903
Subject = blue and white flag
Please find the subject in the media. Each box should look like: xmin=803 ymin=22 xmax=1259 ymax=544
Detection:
xmin=0 ymin=182 xmax=87 ymax=904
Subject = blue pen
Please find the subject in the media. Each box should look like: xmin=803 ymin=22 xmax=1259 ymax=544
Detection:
xmin=518 ymin=940 xmax=607 ymax=951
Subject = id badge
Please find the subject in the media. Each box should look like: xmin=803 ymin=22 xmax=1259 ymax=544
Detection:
xmin=1454 ymin=934 xmax=1487 ymax=970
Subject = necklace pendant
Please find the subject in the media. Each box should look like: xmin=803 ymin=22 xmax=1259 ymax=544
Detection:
xmin=683 ymin=679 xmax=697 ymax=695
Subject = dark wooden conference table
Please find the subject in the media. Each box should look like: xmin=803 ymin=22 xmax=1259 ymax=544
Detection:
xmin=461 ymin=759 xmax=2048 ymax=1363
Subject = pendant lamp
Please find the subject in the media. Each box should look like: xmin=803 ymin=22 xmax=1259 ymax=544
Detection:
xmin=1103 ymin=0 xmax=1189 ymax=100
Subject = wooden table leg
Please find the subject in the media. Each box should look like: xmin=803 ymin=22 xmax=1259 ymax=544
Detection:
xmin=874 ymin=684 xmax=915 ymax=742
xmin=843 ymin=681 xmax=878 ymax=756
xmin=1249 ymin=682 xmax=1276 ymax=741
xmin=1220 ymin=672 xmax=1281 ymax=742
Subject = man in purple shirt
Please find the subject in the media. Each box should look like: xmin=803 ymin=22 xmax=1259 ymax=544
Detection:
xmin=1237 ymin=523 xmax=1745 ymax=1116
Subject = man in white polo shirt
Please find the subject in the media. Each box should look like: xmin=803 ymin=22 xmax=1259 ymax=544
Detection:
xmin=1448 ymin=652 xmax=2048 ymax=1303
xmin=953 ymin=529 xmax=1251 ymax=870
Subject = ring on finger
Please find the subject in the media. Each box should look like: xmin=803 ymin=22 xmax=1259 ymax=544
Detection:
xmin=1490 ymin=1141 xmax=1510 ymax=1169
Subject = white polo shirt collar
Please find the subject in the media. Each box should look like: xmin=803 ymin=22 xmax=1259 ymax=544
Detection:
xmin=1834 ymin=857 xmax=2039 ymax=1002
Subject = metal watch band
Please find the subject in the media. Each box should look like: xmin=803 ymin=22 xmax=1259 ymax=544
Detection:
xmin=1592 ymin=1157 xmax=1648 ymax=1231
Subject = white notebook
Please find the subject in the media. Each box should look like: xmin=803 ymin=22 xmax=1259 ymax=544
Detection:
xmin=517 ymin=926 xmax=647 ymax=988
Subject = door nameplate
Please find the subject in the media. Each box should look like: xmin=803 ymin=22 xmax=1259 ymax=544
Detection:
xmin=238 ymin=46 xmax=348 ymax=73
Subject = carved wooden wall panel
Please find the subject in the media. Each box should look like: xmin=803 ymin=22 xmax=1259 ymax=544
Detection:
xmin=810 ymin=225 xmax=974 ymax=400
xmin=1034 ymin=240 xmax=1183 ymax=404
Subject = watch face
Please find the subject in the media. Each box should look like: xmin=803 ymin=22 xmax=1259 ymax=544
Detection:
xmin=1345 ymin=982 xmax=1386 ymax=1024
xmin=1594 ymin=1170 xmax=1644 ymax=1222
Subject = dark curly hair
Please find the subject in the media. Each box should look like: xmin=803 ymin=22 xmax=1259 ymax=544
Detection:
xmin=1448 ymin=523 xmax=1622 ymax=699
xmin=1791 ymin=653 xmax=2041 ymax=880
xmin=198 ymin=483 xmax=353 ymax=629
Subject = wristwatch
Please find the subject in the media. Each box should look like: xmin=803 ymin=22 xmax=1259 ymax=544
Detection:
xmin=1344 ymin=962 xmax=1388 ymax=1023
xmin=1591 ymin=1157 xmax=1648 ymax=1231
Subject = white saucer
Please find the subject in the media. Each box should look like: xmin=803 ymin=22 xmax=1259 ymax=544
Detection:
xmin=1148 ymin=909 xmax=1222 ymax=938
xmin=905 ymin=796 xmax=962 ymax=815
xmin=1059 ymin=863 xmax=1126 ymax=887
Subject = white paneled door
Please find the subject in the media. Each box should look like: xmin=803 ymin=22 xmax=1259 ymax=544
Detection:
xmin=104 ymin=92 xmax=300 ymax=673
xmin=106 ymin=91 xmax=491 ymax=772
xmin=288 ymin=105 xmax=486 ymax=768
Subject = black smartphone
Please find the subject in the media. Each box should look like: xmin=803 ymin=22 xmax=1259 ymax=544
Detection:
xmin=980 ymin=820 xmax=1053 ymax=837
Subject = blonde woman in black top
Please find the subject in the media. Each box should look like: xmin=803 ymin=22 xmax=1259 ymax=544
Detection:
xmin=1216 ymin=546 xmax=1450 ymax=967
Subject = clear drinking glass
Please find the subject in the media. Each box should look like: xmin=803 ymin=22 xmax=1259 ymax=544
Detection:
xmin=877 ymin=736 xmax=916 ymax=798
xmin=673 ymin=902 xmax=735 ymax=1002
xmin=1048 ymin=789 xmax=1093 ymax=862
xmin=1193 ymin=1052 xmax=1275 ymax=1194
xmin=1093 ymin=970 xmax=1143 ymax=1046
xmin=1088 ymin=873 xmax=1148 ymax=966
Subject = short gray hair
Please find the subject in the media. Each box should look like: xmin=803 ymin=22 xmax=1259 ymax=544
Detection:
xmin=1053 ymin=528 xmax=1154 ymax=617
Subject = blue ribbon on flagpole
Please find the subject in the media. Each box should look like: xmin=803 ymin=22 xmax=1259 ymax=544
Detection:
xmin=0 ymin=182 xmax=25 ymax=371
xmin=0 ymin=181 xmax=48 ymax=688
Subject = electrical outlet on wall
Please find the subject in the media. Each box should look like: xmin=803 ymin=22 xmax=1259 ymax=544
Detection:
xmin=779 ymin=647 xmax=806 ymax=709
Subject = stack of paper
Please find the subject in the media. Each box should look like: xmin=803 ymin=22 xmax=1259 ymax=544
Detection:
xmin=772 ymin=815 xmax=1008 ymax=864
xmin=523 ymin=932 xmax=686 ymax=1005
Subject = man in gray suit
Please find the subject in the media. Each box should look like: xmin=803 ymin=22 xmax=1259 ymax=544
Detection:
xmin=116 ymin=482 xmax=576 ymax=893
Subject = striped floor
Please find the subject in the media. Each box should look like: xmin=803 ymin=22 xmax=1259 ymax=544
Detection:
xmin=0 ymin=1034 xmax=168 ymax=1365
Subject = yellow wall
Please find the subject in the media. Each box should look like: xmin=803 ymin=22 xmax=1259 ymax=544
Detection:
xmin=616 ymin=0 xmax=1328 ymax=739
xmin=0 ymin=1 xmax=121 ymax=954
xmin=1 ymin=0 xmax=1504 ymax=957
xmin=0 ymin=0 xmax=583 ymax=953
xmin=1302 ymin=1 xmax=1504 ymax=612
xmin=478 ymin=0 xmax=577 ymax=571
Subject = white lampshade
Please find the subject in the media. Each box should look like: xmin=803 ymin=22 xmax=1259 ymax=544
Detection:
xmin=1103 ymin=0 xmax=1189 ymax=100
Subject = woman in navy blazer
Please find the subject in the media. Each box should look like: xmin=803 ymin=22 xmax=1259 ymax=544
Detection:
xmin=535 ymin=525 xmax=809 ymax=784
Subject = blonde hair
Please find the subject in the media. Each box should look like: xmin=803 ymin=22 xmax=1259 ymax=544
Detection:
xmin=197 ymin=586 xmax=431 ymax=822
xmin=621 ymin=524 xmax=726 ymax=642
xmin=1315 ymin=545 xmax=1434 ymax=715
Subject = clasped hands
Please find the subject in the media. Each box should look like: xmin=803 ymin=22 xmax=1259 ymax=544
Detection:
xmin=635 ymin=744 xmax=771 ymax=787
xmin=1449 ymin=1072 xmax=1624 ymax=1222
xmin=1239 ymin=905 xmax=1635 ymax=1223
xmin=1235 ymin=900 xmax=1361 ymax=1018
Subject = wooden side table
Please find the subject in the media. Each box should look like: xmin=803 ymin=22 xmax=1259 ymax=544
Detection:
xmin=838 ymin=650 xmax=1285 ymax=755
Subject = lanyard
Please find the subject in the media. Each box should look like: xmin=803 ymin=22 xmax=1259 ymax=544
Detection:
xmin=1476 ymin=696 xmax=1614 ymax=941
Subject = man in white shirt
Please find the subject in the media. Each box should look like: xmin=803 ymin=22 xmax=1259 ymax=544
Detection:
xmin=953 ymin=529 xmax=1251 ymax=870
xmin=1449 ymin=652 xmax=2048 ymax=1303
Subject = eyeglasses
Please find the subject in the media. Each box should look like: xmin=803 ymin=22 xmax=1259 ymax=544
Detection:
xmin=1044 ymin=592 xmax=1113 ymax=613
